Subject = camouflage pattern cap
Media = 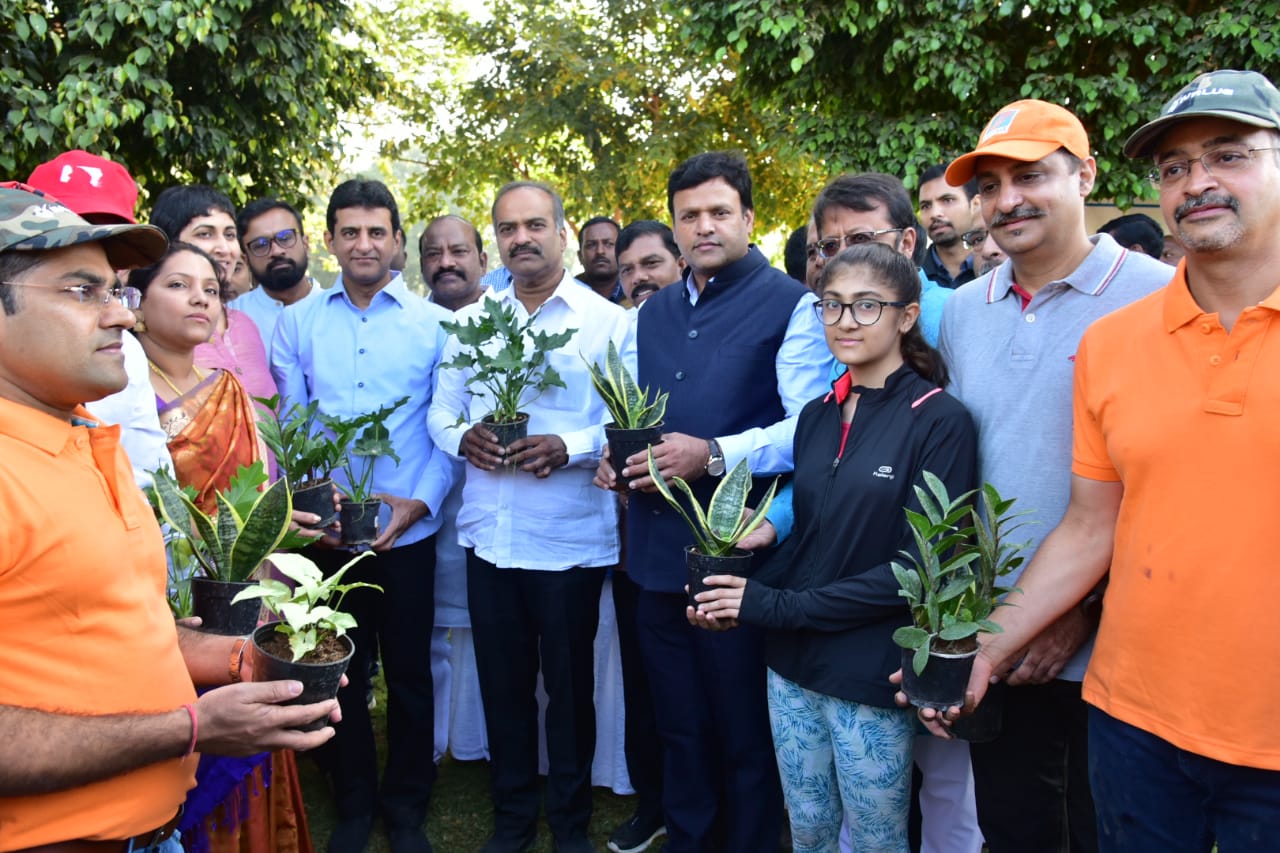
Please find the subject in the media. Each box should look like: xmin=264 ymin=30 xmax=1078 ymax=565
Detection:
xmin=1125 ymin=69 xmax=1280 ymax=158
xmin=0 ymin=184 xmax=167 ymax=268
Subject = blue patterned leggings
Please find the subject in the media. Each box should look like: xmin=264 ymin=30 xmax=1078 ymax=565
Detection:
xmin=767 ymin=669 xmax=915 ymax=853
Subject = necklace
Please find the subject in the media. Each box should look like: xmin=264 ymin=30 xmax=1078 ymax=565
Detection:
xmin=148 ymin=359 xmax=205 ymax=397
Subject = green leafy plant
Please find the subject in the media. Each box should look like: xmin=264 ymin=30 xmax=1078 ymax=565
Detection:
xmin=320 ymin=397 xmax=409 ymax=503
xmin=891 ymin=474 xmax=1028 ymax=676
xmin=232 ymin=551 xmax=383 ymax=662
xmin=441 ymin=295 xmax=576 ymax=424
xmin=584 ymin=339 xmax=667 ymax=429
xmin=150 ymin=461 xmax=309 ymax=583
xmin=255 ymin=395 xmax=347 ymax=487
xmin=647 ymin=451 xmax=778 ymax=556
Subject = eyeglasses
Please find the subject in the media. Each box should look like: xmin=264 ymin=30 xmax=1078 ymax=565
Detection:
xmin=244 ymin=228 xmax=299 ymax=257
xmin=805 ymin=242 xmax=822 ymax=262
xmin=1 ymin=281 xmax=141 ymax=309
xmin=813 ymin=297 xmax=909 ymax=327
xmin=1147 ymin=146 xmax=1277 ymax=187
xmin=817 ymin=228 xmax=904 ymax=259
xmin=961 ymin=229 xmax=988 ymax=251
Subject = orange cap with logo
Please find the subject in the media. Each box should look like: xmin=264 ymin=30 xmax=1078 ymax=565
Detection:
xmin=946 ymin=99 xmax=1091 ymax=186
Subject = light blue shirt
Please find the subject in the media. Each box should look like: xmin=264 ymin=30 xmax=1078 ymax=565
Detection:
xmin=917 ymin=268 xmax=951 ymax=347
xmin=230 ymin=279 xmax=323 ymax=356
xmin=270 ymin=273 xmax=455 ymax=547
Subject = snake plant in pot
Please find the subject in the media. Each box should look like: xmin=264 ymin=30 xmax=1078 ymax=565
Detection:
xmin=647 ymin=451 xmax=778 ymax=606
xmin=256 ymin=395 xmax=345 ymax=527
xmin=441 ymin=295 xmax=576 ymax=460
xmin=892 ymin=473 xmax=1027 ymax=713
xmin=585 ymin=339 xmax=668 ymax=491
xmin=232 ymin=551 xmax=382 ymax=731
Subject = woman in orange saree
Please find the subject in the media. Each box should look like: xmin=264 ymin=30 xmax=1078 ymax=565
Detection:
xmin=133 ymin=243 xmax=313 ymax=853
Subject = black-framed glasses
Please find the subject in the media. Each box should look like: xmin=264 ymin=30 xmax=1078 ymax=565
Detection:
xmin=817 ymin=228 xmax=904 ymax=259
xmin=1147 ymin=146 xmax=1277 ymax=187
xmin=1 ymin=280 xmax=141 ymax=309
xmin=961 ymin=229 xmax=988 ymax=251
xmin=244 ymin=228 xmax=299 ymax=257
xmin=813 ymin=297 xmax=908 ymax=327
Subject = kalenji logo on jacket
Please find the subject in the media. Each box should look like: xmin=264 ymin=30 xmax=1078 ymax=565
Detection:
xmin=873 ymin=465 xmax=895 ymax=480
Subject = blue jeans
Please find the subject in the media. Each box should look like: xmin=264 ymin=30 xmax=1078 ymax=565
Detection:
xmin=127 ymin=832 xmax=181 ymax=853
xmin=1089 ymin=708 xmax=1280 ymax=852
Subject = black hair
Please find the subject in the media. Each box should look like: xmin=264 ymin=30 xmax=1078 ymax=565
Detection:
xmin=818 ymin=243 xmax=948 ymax=387
xmin=578 ymin=216 xmax=620 ymax=240
xmin=236 ymin=197 xmax=305 ymax=240
xmin=616 ymin=220 xmax=680 ymax=260
xmin=667 ymin=151 xmax=753 ymax=216
xmin=813 ymin=173 xmax=919 ymax=237
xmin=491 ymin=181 xmax=567 ymax=230
xmin=919 ymin=163 xmax=979 ymax=200
xmin=784 ymin=225 xmax=809 ymax=284
xmin=130 ymin=242 xmax=228 ymax=302
xmin=150 ymin=185 xmax=237 ymax=241
xmin=419 ymin=214 xmax=484 ymax=254
xmin=0 ymin=252 xmax=43 ymax=315
xmin=326 ymin=179 xmax=401 ymax=236
xmin=1097 ymin=213 xmax=1164 ymax=259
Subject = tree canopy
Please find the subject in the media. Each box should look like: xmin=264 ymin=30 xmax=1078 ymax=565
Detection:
xmin=2 ymin=0 xmax=386 ymax=203
xmin=679 ymin=0 xmax=1280 ymax=205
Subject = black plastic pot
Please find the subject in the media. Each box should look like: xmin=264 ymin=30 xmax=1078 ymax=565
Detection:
xmin=191 ymin=577 xmax=260 ymax=635
xmin=249 ymin=622 xmax=354 ymax=732
xmin=951 ymin=680 xmax=1005 ymax=743
xmin=900 ymin=645 xmax=979 ymax=711
xmin=483 ymin=413 xmax=529 ymax=468
xmin=606 ymin=423 xmax=663 ymax=492
xmin=685 ymin=545 xmax=753 ymax=608
xmin=293 ymin=478 xmax=337 ymax=528
xmin=339 ymin=499 xmax=381 ymax=546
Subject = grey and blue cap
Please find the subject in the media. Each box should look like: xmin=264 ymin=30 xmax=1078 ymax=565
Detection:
xmin=1125 ymin=69 xmax=1280 ymax=158
xmin=0 ymin=185 xmax=167 ymax=268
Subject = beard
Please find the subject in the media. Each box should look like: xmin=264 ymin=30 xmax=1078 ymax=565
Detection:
xmin=259 ymin=257 xmax=307 ymax=292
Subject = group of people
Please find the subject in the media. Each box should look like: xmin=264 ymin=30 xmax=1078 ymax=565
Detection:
xmin=1 ymin=64 xmax=1277 ymax=853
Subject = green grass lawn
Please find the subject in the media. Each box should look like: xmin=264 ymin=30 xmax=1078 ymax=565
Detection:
xmin=298 ymin=674 xmax=637 ymax=851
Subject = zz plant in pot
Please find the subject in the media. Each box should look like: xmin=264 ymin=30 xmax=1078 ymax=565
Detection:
xmin=585 ymin=339 xmax=668 ymax=491
xmin=891 ymin=473 xmax=1027 ymax=712
xmin=256 ymin=395 xmax=345 ymax=527
xmin=441 ymin=295 xmax=576 ymax=457
xmin=151 ymin=461 xmax=310 ymax=635
xmin=646 ymin=451 xmax=778 ymax=606
xmin=232 ymin=551 xmax=383 ymax=731
xmin=320 ymin=397 xmax=408 ymax=546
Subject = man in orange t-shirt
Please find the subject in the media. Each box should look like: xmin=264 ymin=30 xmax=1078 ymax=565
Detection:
xmin=920 ymin=70 xmax=1280 ymax=851
xmin=0 ymin=185 xmax=340 ymax=852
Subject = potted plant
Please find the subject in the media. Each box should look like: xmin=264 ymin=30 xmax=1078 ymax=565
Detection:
xmin=151 ymin=461 xmax=308 ymax=635
xmin=584 ymin=339 xmax=667 ymax=491
xmin=232 ymin=551 xmax=382 ymax=731
xmin=256 ymin=395 xmax=345 ymax=527
xmin=440 ymin=295 xmax=576 ymax=458
xmin=646 ymin=451 xmax=778 ymax=606
xmin=321 ymin=397 xmax=408 ymax=546
xmin=891 ymin=473 xmax=1027 ymax=716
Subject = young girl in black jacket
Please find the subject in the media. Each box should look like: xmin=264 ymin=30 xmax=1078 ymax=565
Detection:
xmin=691 ymin=243 xmax=978 ymax=852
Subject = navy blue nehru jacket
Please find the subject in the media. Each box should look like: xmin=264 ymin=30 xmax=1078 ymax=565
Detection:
xmin=626 ymin=246 xmax=811 ymax=593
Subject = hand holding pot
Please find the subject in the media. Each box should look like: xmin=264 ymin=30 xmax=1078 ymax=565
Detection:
xmin=687 ymin=574 xmax=746 ymax=631
xmin=370 ymin=495 xmax=428 ymax=552
xmin=592 ymin=444 xmax=617 ymax=490
xmin=508 ymin=434 xmax=568 ymax=478
xmin=891 ymin=646 xmax=1003 ymax=739
xmin=460 ymin=423 xmax=506 ymax=470
xmin=193 ymin=680 xmax=341 ymax=755
xmin=623 ymin=432 xmax=707 ymax=492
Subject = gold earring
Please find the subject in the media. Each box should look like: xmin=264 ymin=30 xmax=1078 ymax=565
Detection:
xmin=133 ymin=312 xmax=147 ymax=333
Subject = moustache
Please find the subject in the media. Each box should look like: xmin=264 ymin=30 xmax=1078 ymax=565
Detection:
xmin=432 ymin=267 xmax=463 ymax=284
xmin=1174 ymin=193 xmax=1239 ymax=223
xmin=989 ymin=206 xmax=1045 ymax=229
xmin=510 ymin=243 xmax=542 ymax=258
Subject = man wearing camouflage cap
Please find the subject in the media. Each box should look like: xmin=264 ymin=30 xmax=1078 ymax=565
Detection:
xmin=929 ymin=70 xmax=1280 ymax=850
xmin=0 ymin=186 xmax=340 ymax=852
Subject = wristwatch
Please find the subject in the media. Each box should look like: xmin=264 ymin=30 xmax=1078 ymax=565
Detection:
xmin=705 ymin=439 xmax=726 ymax=477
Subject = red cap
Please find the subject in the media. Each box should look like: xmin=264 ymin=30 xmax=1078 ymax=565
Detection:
xmin=27 ymin=151 xmax=139 ymax=224
xmin=946 ymin=100 xmax=1091 ymax=186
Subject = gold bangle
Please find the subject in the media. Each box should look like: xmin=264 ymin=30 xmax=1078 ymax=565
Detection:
xmin=228 ymin=636 xmax=249 ymax=683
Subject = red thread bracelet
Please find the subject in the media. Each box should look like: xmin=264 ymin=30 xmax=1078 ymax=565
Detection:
xmin=182 ymin=703 xmax=198 ymax=758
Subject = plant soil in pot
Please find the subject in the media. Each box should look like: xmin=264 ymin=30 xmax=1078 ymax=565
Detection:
xmin=483 ymin=413 xmax=529 ymax=466
xmin=292 ymin=478 xmax=337 ymax=528
xmin=606 ymin=423 xmax=663 ymax=492
xmin=686 ymin=545 xmax=753 ymax=608
xmin=191 ymin=577 xmax=261 ymax=635
xmin=340 ymin=499 xmax=381 ymax=545
xmin=249 ymin=622 xmax=354 ymax=732
xmin=951 ymin=680 xmax=1004 ymax=743
xmin=899 ymin=644 xmax=978 ymax=711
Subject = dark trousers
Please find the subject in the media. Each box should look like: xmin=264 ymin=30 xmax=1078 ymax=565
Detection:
xmin=636 ymin=589 xmax=783 ymax=853
xmin=467 ymin=551 xmax=605 ymax=844
xmin=309 ymin=537 xmax=437 ymax=828
xmin=1089 ymin=708 xmax=1280 ymax=853
xmin=970 ymin=679 xmax=1097 ymax=853
xmin=612 ymin=570 xmax=664 ymax=820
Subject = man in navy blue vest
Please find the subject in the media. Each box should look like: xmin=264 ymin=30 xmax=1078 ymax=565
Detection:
xmin=603 ymin=151 xmax=830 ymax=852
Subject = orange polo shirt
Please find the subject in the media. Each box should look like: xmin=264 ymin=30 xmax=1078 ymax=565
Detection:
xmin=1072 ymin=263 xmax=1280 ymax=770
xmin=0 ymin=399 xmax=196 ymax=848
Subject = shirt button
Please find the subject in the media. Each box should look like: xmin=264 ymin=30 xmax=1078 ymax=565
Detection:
xmin=357 ymin=381 xmax=365 ymax=388
xmin=361 ymin=317 xmax=369 ymax=323
xmin=1025 ymin=313 xmax=1036 ymax=323
xmin=1209 ymin=355 xmax=1222 ymax=366
xmin=688 ymin=329 xmax=699 ymax=339
xmin=358 ymin=348 xmax=366 ymax=354
xmin=674 ymin=370 xmax=685 ymax=380
xmin=235 ymin=367 xmax=243 ymax=375
xmin=1201 ymin=323 xmax=1213 ymax=334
